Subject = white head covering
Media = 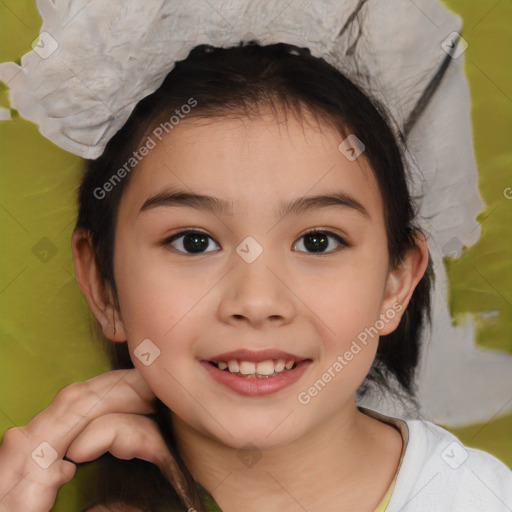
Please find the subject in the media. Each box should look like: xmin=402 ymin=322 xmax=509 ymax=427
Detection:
xmin=0 ymin=0 xmax=462 ymax=160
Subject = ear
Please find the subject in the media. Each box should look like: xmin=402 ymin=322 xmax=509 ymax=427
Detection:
xmin=71 ymin=227 xmax=127 ymax=342
xmin=378 ymin=230 xmax=430 ymax=336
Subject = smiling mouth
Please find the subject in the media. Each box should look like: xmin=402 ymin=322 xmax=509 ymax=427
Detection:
xmin=209 ymin=359 xmax=300 ymax=378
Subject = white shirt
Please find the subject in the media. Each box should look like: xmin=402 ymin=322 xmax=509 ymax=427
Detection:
xmin=361 ymin=408 xmax=512 ymax=511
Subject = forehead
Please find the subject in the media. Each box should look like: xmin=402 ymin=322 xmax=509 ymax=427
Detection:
xmin=119 ymin=110 xmax=383 ymax=222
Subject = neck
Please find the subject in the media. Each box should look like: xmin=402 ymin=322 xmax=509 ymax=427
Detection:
xmin=171 ymin=402 xmax=403 ymax=512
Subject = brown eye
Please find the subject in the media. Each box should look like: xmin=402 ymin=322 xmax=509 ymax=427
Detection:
xmin=163 ymin=230 xmax=220 ymax=254
xmin=294 ymin=229 xmax=348 ymax=254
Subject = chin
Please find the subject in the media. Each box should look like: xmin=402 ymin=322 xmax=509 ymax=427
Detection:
xmin=197 ymin=409 xmax=313 ymax=451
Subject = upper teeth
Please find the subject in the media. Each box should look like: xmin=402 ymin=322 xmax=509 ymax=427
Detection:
xmin=216 ymin=359 xmax=296 ymax=376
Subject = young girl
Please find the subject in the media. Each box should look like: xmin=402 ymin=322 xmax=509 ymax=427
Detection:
xmin=0 ymin=5 xmax=511 ymax=512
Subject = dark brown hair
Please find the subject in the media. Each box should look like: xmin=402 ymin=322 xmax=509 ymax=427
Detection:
xmin=77 ymin=41 xmax=434 ymax=511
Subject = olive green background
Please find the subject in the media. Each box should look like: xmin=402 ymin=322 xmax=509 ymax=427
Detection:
xmin=0 ymin=1 xmax=510 ymax=510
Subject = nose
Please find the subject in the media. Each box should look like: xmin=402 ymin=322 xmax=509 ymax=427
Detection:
xmin=217 ymin=251 xmax=296 ymax=328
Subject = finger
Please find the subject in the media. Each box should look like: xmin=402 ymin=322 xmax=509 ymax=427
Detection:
xmin=67 ymin=413 xmax=197 ymax=509
xmin=21 ymin=369 xmax=156 ymax=461
xmin=0 ymin=370 xmax=155 ymax=511
xmin=0 ymin=457 xmax=76 ymax=512
xmin=66 ymin=413 xmax=171 ymax=470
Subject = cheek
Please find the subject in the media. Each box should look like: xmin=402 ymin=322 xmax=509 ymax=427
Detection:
xmin=114 ymin=260 xmax=207 ymax=418
xmin=315 ymin=254 xmax=389 ymax=340
xmin=112 ymin=248 xmax=220 ymax=403
xmin=304 ymin=249 xmax=389 ymax=388
xmin=114 ymin=245 xmax=209 ymax=338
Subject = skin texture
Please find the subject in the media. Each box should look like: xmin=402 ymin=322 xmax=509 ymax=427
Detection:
xmin=72 ymin=108 xmax=429 ymax=511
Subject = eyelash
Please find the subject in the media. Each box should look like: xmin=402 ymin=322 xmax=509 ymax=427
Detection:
xmin=161 ymin=228 xmax=349 ymax=255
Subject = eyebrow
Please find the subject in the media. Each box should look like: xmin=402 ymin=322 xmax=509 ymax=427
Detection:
xmin=139 ymin=188 xmax=370 ymax=219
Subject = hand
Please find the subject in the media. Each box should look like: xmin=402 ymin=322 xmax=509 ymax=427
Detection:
xmin=0 ymin=369 xmax=172 ymax=512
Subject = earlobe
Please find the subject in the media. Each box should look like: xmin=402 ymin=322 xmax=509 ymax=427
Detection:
xmin=71 ymin=227 xmax=127 ymax=342
xmin=379 ymin=231 xmax=430 ymax=336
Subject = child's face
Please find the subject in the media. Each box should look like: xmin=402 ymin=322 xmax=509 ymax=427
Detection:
xmin=112 ymin=109 xmax=402 ymax=449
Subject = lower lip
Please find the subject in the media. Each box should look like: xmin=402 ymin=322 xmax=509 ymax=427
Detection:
xmin=200 ymin=360 xmax=312 ymax=396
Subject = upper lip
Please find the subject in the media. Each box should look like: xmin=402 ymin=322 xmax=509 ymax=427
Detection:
xmin=206 ymin=349 xmax=308 ymax=363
